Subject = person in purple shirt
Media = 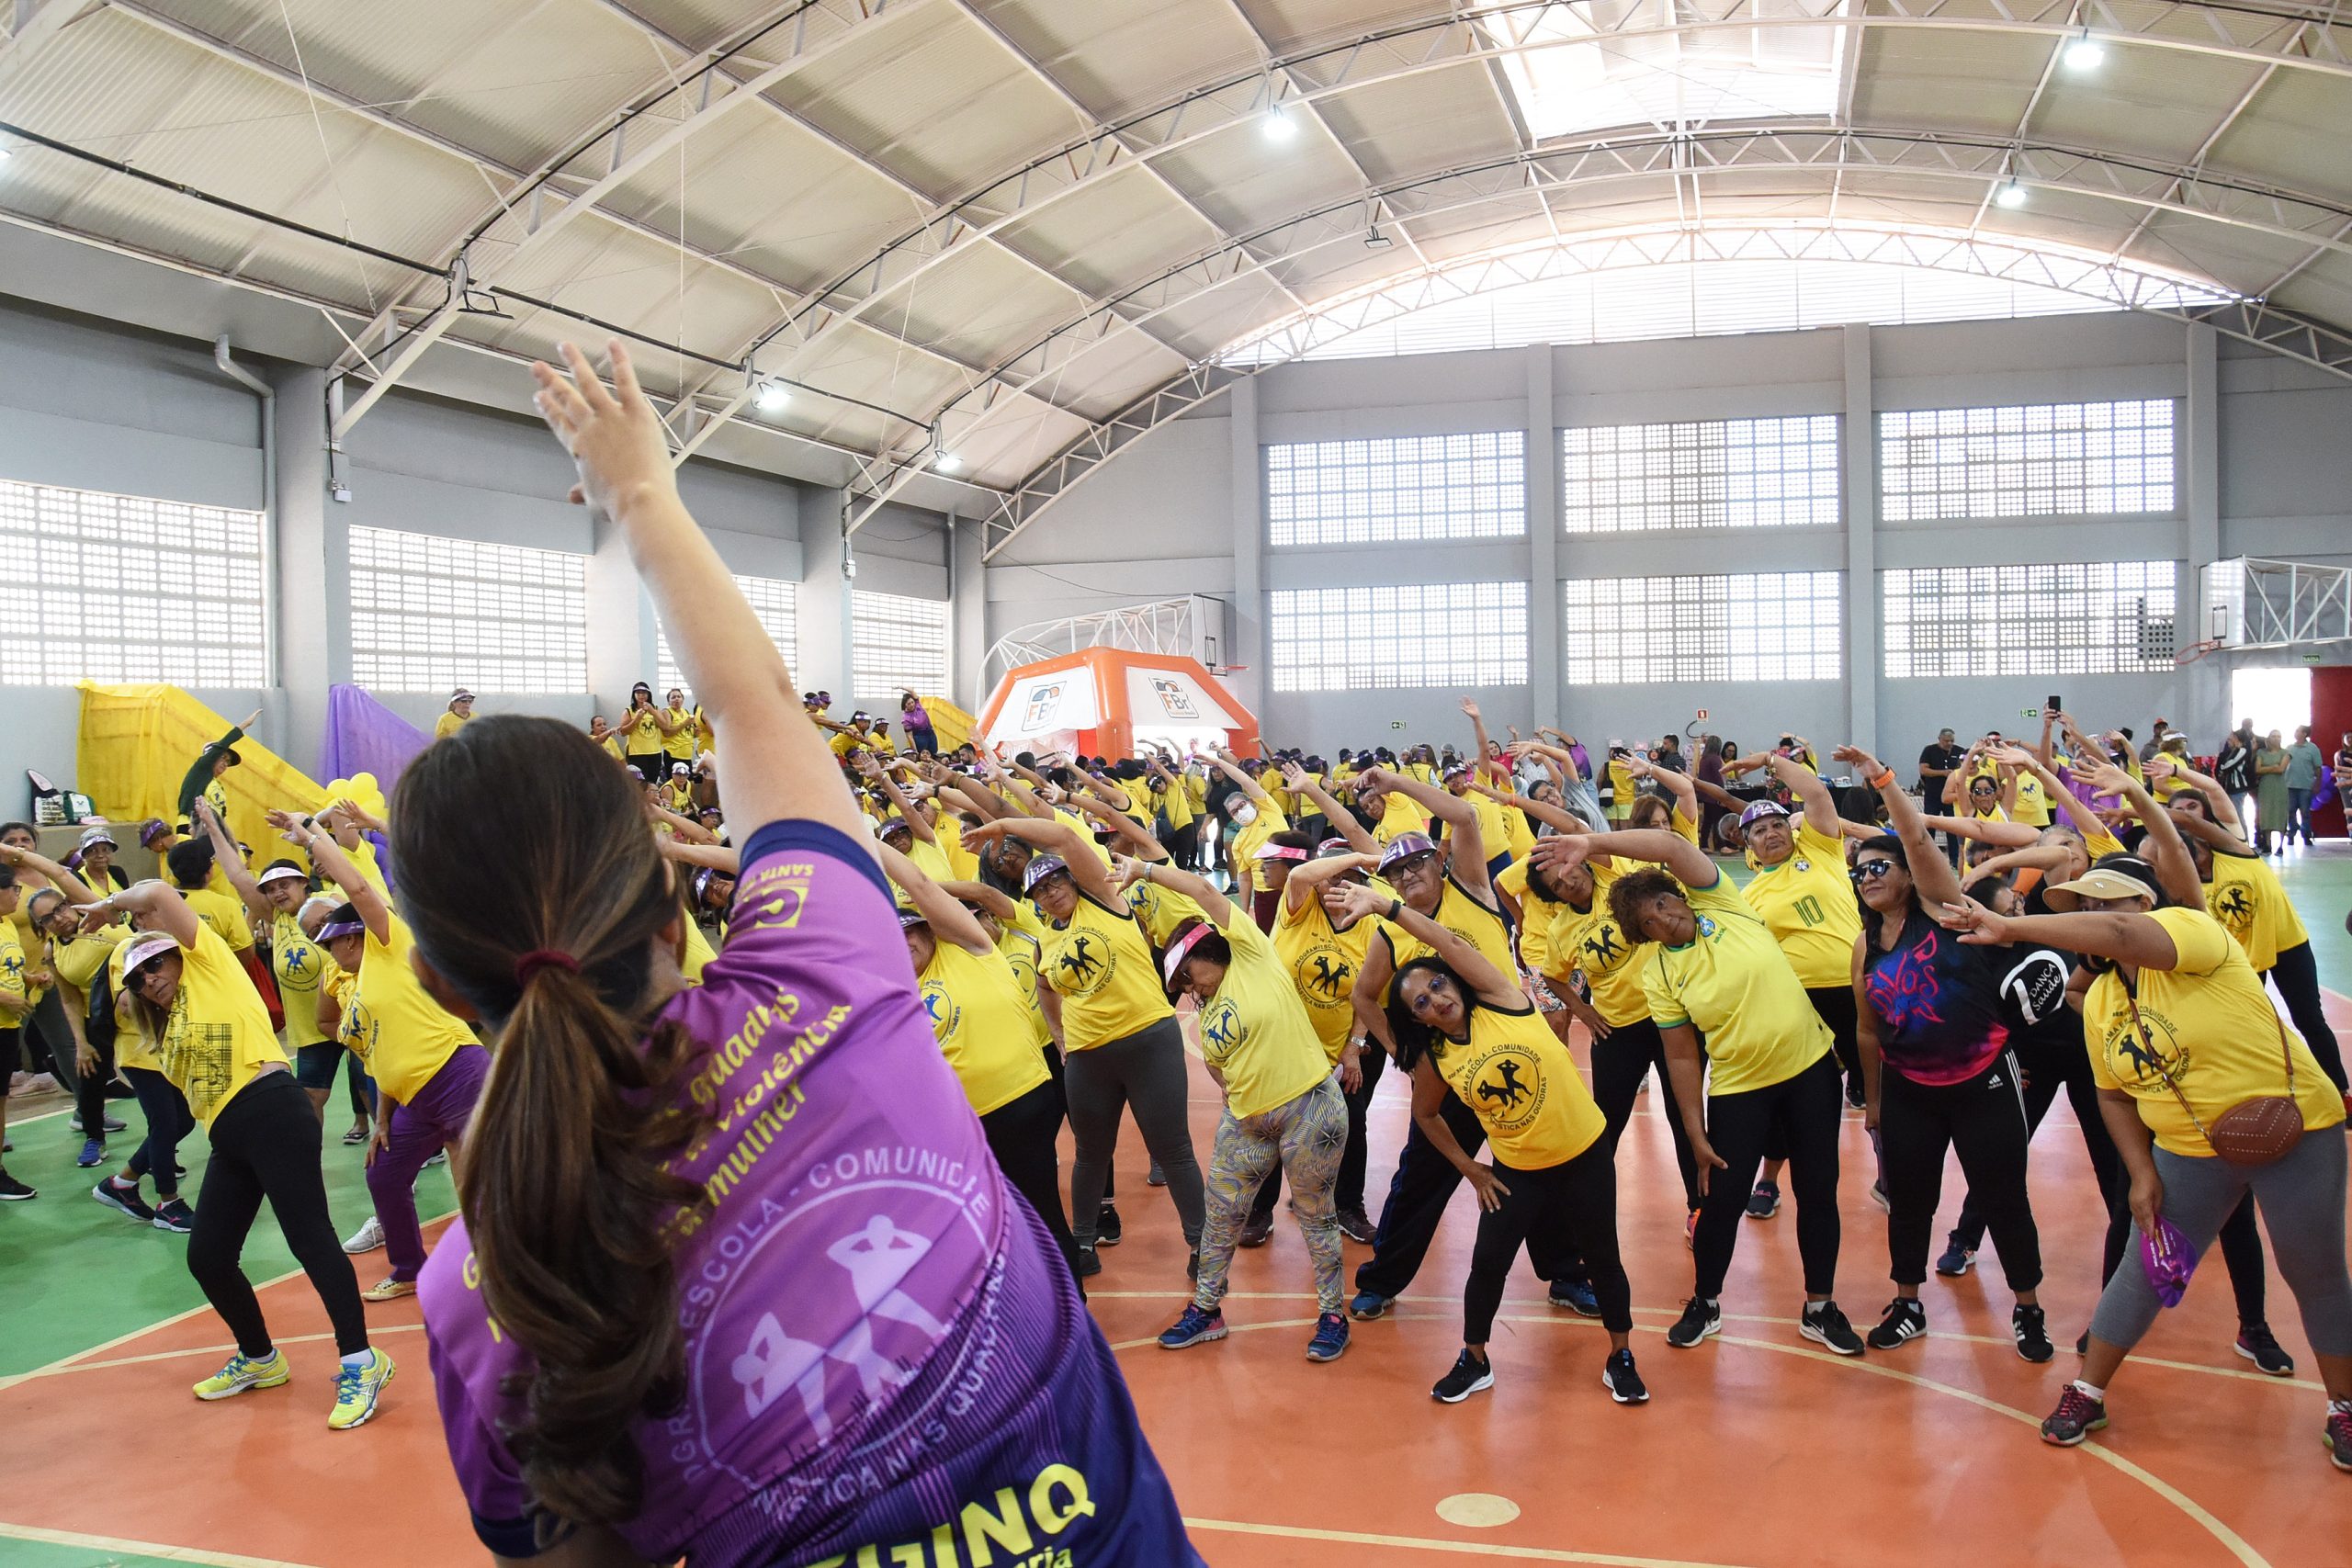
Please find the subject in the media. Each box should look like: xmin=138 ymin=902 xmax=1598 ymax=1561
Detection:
xmin=395 ymin=341 xmax=1200 ymax=1568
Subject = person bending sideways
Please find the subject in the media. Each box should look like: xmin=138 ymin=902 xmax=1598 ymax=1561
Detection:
xmin=403 ymin=341 xmax=1199 ymax=1566
xmin=1531 ymin=827 xmax=1866 ymax=1357
xmin=1939 ymin=858 xmax=2351 ymax=1473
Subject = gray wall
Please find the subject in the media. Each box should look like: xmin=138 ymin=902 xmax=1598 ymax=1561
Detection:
xmin=988 ymin=310 xmax=2350 ymax=764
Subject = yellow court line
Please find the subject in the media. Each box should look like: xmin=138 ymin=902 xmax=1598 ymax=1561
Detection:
xmin=0 ymin=1520 xmax=323 ymax=1568
xmin=1183 ymin=1516 xmax=1757 ymax=1567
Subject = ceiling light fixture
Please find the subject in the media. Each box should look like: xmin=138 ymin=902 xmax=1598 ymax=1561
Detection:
xmin=2062 ymin=33 xmax=2105 ymax=72
xmin=1365 ymin=226 xmax=1395 ymax=251
xmin=1262 ymin=107 xmax=1298 ymax=143
xmin=755 ymin=381 xmax=790 ymax=412
xmin=935 ymin=452 xmax=964 ymax=473
xmin=1996 ymin=179 xmax=2030 ymax=209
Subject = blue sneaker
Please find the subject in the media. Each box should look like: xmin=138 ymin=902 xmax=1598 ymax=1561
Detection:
xmin=1306 ymin=1312 xmax=1350 ymax=1362
xmin=75 ymin=1138 xmax=106 ymax=1168
xmin=1347 ymin=1289 xmax=1391 ymax=1321
xmin=1157 ymin=1304 xmax=1227 ymax=1350
xmin=1548 ymin=1278 xmax=1601 ymax=1317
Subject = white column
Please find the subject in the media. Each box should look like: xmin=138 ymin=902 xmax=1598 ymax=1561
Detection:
xmin=273 ymin=367 xmax=343 ymax=769
xmin=583 ymin=512 xmax=654 ymax=717
xmin=949 ymin=510 xmax=988 ymax=709
xmin=1843 ymin=323 xmax=1880 ymax=753
xmin=797 ymin=487 xmax=857 ymax=710
xmin=1525 ymin=345 xmax=1560 ymax=729
xmin=1227 ymin=378 xmax=1265 ymax=717
xmin=2182 ymin=324 xmax=2227 ymax=740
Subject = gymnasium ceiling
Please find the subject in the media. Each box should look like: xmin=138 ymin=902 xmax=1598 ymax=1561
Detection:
xmin=2 ymin=0 xmax=2349 ymax=547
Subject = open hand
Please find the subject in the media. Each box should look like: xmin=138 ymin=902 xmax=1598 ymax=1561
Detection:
xmin=530 ymin=341 xmax=680 ymax=520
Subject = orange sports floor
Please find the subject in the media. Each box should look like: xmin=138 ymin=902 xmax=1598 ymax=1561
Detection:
xmin=4 ymin=998 xmax=2351 ymax=1567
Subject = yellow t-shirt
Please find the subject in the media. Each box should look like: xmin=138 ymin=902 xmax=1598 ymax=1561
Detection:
xmin=1552 ymin=863 xmax=1651 ymax=1028
xmin=1459 ymin=792 xmax=1510 ymax=865
xmin=1501 ymin=800 xmax=1534 ymax=864
xmin=1197 ymin=908 xmax=1332 ymax=1120
xmin=1607 ymin=758 xmax=1637 ymax=819
xmin=1125 ymin=878 xmax=1206 ymax=948
xmin=339 ymin=915 xmax=476 ymax=1104
xmin=1740 ymin=821 xmax=1863 ymax=990
xmin=1426 ymin=1000 xmax=1605 ymax=1169
xmin=1372 ymin=794 xmax=1430 ymax=848
xmin=624 ymin=706 xmax=665 ymax=753
xmin=434 ymin=710 xmax=468 ymax=742
xmin=49 ymin=924 xmax=122 ymax=996
xmin=271 ymin=908 xmax=331 ymax=1049
xmin=2010 ymin=770 xmax=2052 ymax=827
xmin=997 ymin=927 xmax=1051 ymax=1041
xmin=681 ymin=918 xmax=717 ymax=986
xmin=182 ymin=886 xmax=254 ymax=953
xmin=1640 ymin=871 xmax=1832 ymax=1097
xmin=2201 ymin=852 xmax=2307 ymax=974
xmin=108 ymin=934 xmax=160 ymax=1071
xmin=1272 ymin=880 xmax=1382 ymax=1063
xmin=662 ymin=706 xmax=698 ymax=761
xmin=1156 ymin=781 xmax=1195 ymax=833
xmin=0 ymin=922 xmax=25 ymax=1027
xmin=2083 ymin=907 xmax=2346 ymax=1158
xmin=937 ymin=817 xmax=979 ymax=882
xmin=919 ymin=941 xmax=1051 ymax=1117
xmin=599 ymin=732 xmax=626 ymax=762
xmin=1495 ymin=860 xmax=1557 ymax=978
xmin=158 ymin=925 xmax=288 ymax=1128
xmin=1039 ymin=890 xmax=1171 ymax=1049
xmin=1376 ymin=878 xmax=1516 ymax=998
xmin=1231 ymin=802 xmax=1289 ymax=894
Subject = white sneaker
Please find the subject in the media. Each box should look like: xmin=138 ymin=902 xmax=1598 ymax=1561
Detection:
xmin=342 ymin=1214 xmax=385 ymax=1254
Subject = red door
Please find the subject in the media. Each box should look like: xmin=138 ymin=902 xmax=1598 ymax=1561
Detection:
xmin=2313 ymin=664 xmax=2352 ymax=838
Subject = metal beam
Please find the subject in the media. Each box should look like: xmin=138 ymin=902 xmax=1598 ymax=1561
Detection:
xmin=0 ymin=0 xmax=93 ymax=66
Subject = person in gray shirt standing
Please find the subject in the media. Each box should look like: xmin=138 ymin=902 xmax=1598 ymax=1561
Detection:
xmin=2284 ymin=725 xmax=2326 ymax=845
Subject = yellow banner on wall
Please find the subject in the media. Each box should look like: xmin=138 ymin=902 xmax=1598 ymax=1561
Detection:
xmin=75 ymin=683 xmax=322 ymax=864
xmin=921 ymin=694 xmax=975 ymax=754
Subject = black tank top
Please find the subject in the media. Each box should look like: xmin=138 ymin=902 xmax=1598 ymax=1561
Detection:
xmin=1861 ymin=907 xmax=2012 ymax=1086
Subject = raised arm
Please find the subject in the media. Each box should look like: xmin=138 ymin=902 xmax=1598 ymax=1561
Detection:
xmin=1360 ymin=765 xmax=1486 ymax=892
xmin=1205 ymin=748 xmax=1274 ymax=809
xmin=648 ymin=801 xmax=717 ymax=845
xmin=657 ymin=838 xmax=741 ymax=873
xmin=961 ymin=815 xmax=1120 ymax=905
xmin=938 ymin=878 xmax=1017 ymax=924
xmin=1837 ymin=745 xmax=1961 ymax=908
xmin=1532 ymin=825 xmax=1716 ymax=892
xmin=1926 ymin=812 xmax=2038 ymax=848
xmin=193 ymin=799 xmax=270 ymax=923
xmin=1325 ymin=879 xmax=1516 ymax=1007
xmin=1068 ymin=794 xmax=1170 ymax=863
xmin=1939 ymin=900 xmax=2183 ymax=970
xmin=1282 ymin=851 xmax=1378 ymax=916
xmin=2162 ymin=760 xmax=2245 ymax=838
xmin=1121 ymin=857 xmax=1236 ymax=931
xmin=103 ymin=878 xmax=201 ymax=950
xmin=1283 ymin=761 xmax=1376 ymax=855
xmin=858 ymin=754 xmax=936 ymax=845
xmin=1461 ymin=697 xmax=1504 ymax=785
xmin=2166 ymin=806 xmax=2257 ymax=860
xmin=0 ymin=844 xmax=98 ymax=905
xmin=532 ymin=342 xmax=864 ymax=841
xmin=271 ymin=810 xmax=391 ymax=943
xmin=2071 ymin=759 xmax=2199 ymax=907
xmin=1639 ymin=757 xmax=1702 ymax=832
xmin=878 ymin=842 xmax=991 ymax=956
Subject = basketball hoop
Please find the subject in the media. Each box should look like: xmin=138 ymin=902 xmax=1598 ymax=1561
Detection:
xmin=2175 ymin=639 xmax=2224 ymax=665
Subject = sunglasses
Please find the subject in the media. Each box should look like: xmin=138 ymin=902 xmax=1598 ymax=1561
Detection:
xmin=1849 ymin=860 xmax=1898 ymax=885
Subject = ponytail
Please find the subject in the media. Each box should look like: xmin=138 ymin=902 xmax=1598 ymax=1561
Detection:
xmin=390 ymin=716 xmax=709 ymax=1531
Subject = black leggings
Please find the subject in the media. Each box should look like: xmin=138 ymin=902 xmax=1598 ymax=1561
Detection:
xmin=187 ymin=1071 xmax=368 ymax=1359
xmin=982 ymin=1077 xmax=1080 ymax=1280
xmin=1356 ymin=1074 xmax=1488 ymax=1300
xmin=1694 ymin=1054 xmax=1843 ymax=1299
xmin=124 ymin=1066 xmax=193 ymax=1201
xmin=1337 ymin=1042 xmax=1385 ymax=1214
xmin=1465 ymin=1142 xmax=1633 ymax=1343
xmin=74 ymin=1031 xmax=118 ymax=1143
xmin=2267 ymin=942 xmax=2346 ymax=1092
xmin=1954 ymin=1020 xmax=2124 ymax=1267
xmin=1589 ymin=1017 xmax=1700 ymax=1211
xmin=1880 ymin=1051 xmax=2041 ymax=1292
xmin=1763 ymin=987 xmax=1860 ymax=1162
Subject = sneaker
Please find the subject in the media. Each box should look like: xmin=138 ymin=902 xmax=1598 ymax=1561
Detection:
xmin=1336 ymin=1206 xmax=1375 ymax=1244
xmin=2041 ymin=1383 xmax=2109 ymax=1447
xmin=75 ymin=1138 xmax=105 ymax=1168
xmin=1148 ymin=1163 xmax=1166 ymax=1187
xmin=153 ymin=1198 xmax=196 ymax=1234
xmin=2075 ymin=1328 xmax=2089 ymax=1359
xmin=2326 ymin=1403 xmax=2351 ymax=1473
xmin=342 ymin=1214 xmax=384 ymax=1255
xmin=1868 ymin=1297 xmax=1927 ymax=1350
xmin=1431 ymin=1348 xmax=1494 ymax=1404
xmin=1075 ymin=1246 xmax=1102 ymax=1279
xmin=1935 ymin=1235 xmax=1977 ymax=1277
xmin=1094 ymin=1204 xmax=1122 ymax=1247
xmin=361 ymin=1276 xmax=416 ymax=1303
xmin=1547 ymin=1278 xmax=1601 ymax=1317
xmin=424 ymin=1150 xmax=447 ymax=1168
xmin=1238 ymin=1214 xmax=1274 ymax=1248
xmin=2235 ymin=1324 xmax=2296 ymax=1377
xmin=1347 ymin=1289 xmax=1391 ymax=1321
xmin=1603 ymin=1348 xmax=1649 ymax=1404
xmin=20 ymin=1073 xmax=55 ymax=1094
xmin=1666 ymin=1296 xmax=1721 ymax=1348
xmin=327 ymin=1348 xmax=395 ymax=1431
xmin=1745 ymin=1179 xmax=1780 ymax=1219
xmin=193 ymin=1349 xmax=288 ymax=1401
xmin=1801 ymin=1300 xmax=1866 ymax=1357
xmin=92 ymin=1178 xmax=155 ymax=1223
xmin=1845 ymin=1083 xmax=1868 ymax=1111
xmin=69 ymin=1113 xmax=128 ymax=1134
xmin=0 ymin=1171 xmax=35 ymax=1201
xmin=1156 ymin=1304 xmax=1227 ymax=1349
xmin=1684 ymin=1209 xmax=1699 ymax=1249
xmin=2014 ymin=1303 xmax=2054 ymax=1364
xmin=1306 ymin=1312 xmax=1350 ymax=1363
xmin=342 ymin=1124 xmax=368 ymax=1145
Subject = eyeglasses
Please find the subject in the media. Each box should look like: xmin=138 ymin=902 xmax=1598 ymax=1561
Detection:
xmin=1849 ymin=860 xmax=1898 ymax=885
xmin=1405 ymin=979 xmax=1452 ymax=1018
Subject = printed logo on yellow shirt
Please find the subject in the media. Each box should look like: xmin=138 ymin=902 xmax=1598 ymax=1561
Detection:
xmin=1052 ymin=931 xmax=1115 ymax=998
xmin=918 ymin=978 xmax=960 ymax=1041
xmin=2102 ymin=1008 xmax=2193 ymax=1089
xmin=1201 ymin=997 xmax=1243 ymax=1055
xmin=2207 ymin=881 xmax=2256 ymax=940
xmin=740 ymin=863 xmax=815 ymax=932
xmin=1442 ymin=1037 xmax=1550 ymax=1134
xmin=1695 ymin=915 xmax=1719 ymax=940
xmin=1577 ymin=919 xmax=1633 ymax=974
xmin=1292 ymin=942 xmax=1354 ymax=1009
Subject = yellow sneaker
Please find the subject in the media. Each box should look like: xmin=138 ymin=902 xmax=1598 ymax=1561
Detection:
xmin=327 ymin=1348 xmax=395 ymax=1431
xmin=360 ymin=1276 xmax=416 ymax=1302
xmin=193 ymin=1349 xmax=289 ymax=1401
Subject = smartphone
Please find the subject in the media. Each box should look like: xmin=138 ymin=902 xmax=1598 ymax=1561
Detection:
xmin=2046 ymin=694 xmax=2063 ymax=714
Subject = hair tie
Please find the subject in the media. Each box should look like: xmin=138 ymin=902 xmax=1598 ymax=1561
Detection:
xmin=515 ymin=949 xmax=580 ymax=987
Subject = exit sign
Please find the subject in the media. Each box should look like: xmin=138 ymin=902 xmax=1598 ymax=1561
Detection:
xmin=1695 ymin=709 xmax=1710 ymax=720
xmin=2022 ymin=706 xmax=2040 ymax=718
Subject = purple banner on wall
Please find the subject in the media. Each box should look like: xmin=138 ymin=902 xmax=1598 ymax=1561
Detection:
xmin=320 ymin=683 xmax=428 ymax=798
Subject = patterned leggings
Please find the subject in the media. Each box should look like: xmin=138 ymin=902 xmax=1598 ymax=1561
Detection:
xmin=1193 ymin=1077 xmax=1349 ymax=1314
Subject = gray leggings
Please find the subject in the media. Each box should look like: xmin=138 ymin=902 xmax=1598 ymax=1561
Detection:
xmin=1064 ymin=1015 xmax=1205 ymax=1251
xmin=2088 ymin=1125 xmax=2352 ymax=1359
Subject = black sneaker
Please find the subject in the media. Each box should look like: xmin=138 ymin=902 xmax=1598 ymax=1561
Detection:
xmin=1148 ymin=1163 xmax=1166 ymax=1187
xmin=1335 ymin=1206 xmax=1375 ymax=1244
xmin=1347 ymin=1289 xmax=1391 ymax=1321
xmin=1238 ymin=1214 xmax=1274 ymax=1248
xmin=153 ymin=1198 xmax=196 ymax=1234
xmin=1666 ymin=1296 xmax=1721 ymax=1348
xmin=1075 ymin=1246 xmax=1102 ymax=1279
xmin=93 ymin=1177 xmax=156 ymax=1223
xmin=1095 ymin=1204 xmax=1122 ymax=1247
xmin=1801 ymin=1300 xmax=1866 ymax=1357
xmin=2041 ymin=1383 xmax=2109 ymax=1447
xmin=2014 ymin=1303 xmax=2054 ymax=1363
xmin=2235 ymin=1324 xmax=2295 ymax=1376
xmin=1935 ymin=1234 xmax=1976 ymax=1277
xmin=1867 ymin=1297 xmax=1927 ymax=1351
xmin=1547 ymin=1278 xmax=1601 ymax=1317
xmin=1602 ymin=1348 xmax=1649 ymax=1404
xmin=1431 ymin=1348 xmax=1494 ymax=1404
xmin=2326 ymin=1403 xmax=2351 ymax=1472
xmin=1745 ymin=1179 xmax=1780 ymax=1219
xmin=1845 ymin=1083 xmax=1868 ymax=1111
xmin=0 ymin=1170 xmax=35 ymax=1201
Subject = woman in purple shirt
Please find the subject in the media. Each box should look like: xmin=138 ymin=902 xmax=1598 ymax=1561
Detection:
xmin=399 ymin=342 xmax=1198 ymax=1568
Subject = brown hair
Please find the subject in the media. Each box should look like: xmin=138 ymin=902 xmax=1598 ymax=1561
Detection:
xmin=390 ymin=716 xmax=708 ymax=1530
xmin=1606 ymin=866 xmax=1684 ymax=937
